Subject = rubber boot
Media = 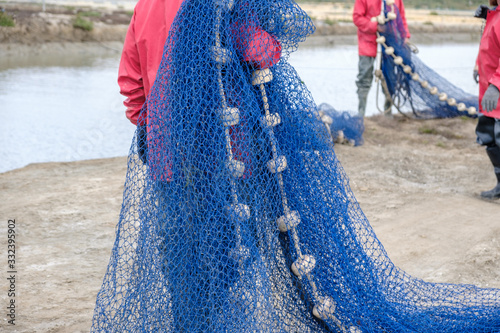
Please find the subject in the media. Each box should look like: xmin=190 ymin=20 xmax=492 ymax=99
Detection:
xmin=357 ymin=88 xmax=369 ymax=117
xmin=383 ymin=98 xmax=393 ymax=118
xmin=480 ymin=146 xmax=500 ymax=199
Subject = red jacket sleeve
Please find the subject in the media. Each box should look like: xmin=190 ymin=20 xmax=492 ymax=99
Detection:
xmin=488 ymin=21 xmax=500 ymax=89
xmin=232 ymin=19 xmax=281 ymax=69
xmin=353 ymin=0 xmax=378 ymax=34
xmin=118 ymin=12 xmax=145 ymax=126
xmin=397 ymin=0 xmax=411 ymax=39
xmin=489 ymin=54 xmax=500 ymax=90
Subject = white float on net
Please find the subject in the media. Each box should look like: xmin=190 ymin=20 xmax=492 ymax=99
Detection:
xmin=457 ymin=103 xmax=467 ymax=111
xmin=226 ymin=159 xmax=245 ymax=178
xmin=291 ymin=255 xmax=316 ymax=277
xmin=267 ymin=155 xmax=288 ymax=174
xmin=276 ymin=211 xmax=301 ymax=232
xmin=221 ymin=107 xmax=240 ymax=127
xmin=261 ymin=113 xmax=282 ymax=128
xmin=447 ymin=98 xmax=457 ymax=106
xmin=211 ymin=46 xmax=232 ymax=64
xmin=387 ymin=12 xmax=397 ymax=20
xmin=252 ymin=68 xmax=273 ymax=86
xmin=376 ymin=35 xmax=386 ymax=44
xmin=321 ymin=114 xmax=333 ymax=125
xmin=313 ymin=296 xmax=336 ymax=320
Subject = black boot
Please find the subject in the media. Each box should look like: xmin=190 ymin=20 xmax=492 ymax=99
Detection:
xmin=480 ymin=146 xmax=500 ymax=199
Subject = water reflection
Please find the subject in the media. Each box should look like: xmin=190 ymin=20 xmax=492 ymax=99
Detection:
xmin=0 ymin=54 xmax=135 ymax=173
xmin=290 ymin=43 xmax=478 ymax=117
xmin=0 ymin=43 xmax=479 ymax=173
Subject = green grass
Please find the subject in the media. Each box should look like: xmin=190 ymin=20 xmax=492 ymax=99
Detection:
xmin=418 ymin=126 xmax=438 ymax=135
xmin=78 ymin=10 xmax=101 ymax=17
xmin=0 ymin=11 xmax=15 ymax=27
xmin=73 ymin=14 xmax=93 ymax=31
xmin=324 ymin=17 xmax=336 ymax=26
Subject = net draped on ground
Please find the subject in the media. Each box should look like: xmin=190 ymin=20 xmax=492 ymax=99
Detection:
xmin=317 ymin=103 xmax=364 ymax=147
xmin=378 ymin=2 xmax=479 ymax=119
xmin=92 ymin=1 xmax=500 ymax=332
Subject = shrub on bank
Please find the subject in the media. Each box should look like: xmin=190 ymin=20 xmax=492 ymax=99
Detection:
xmin=73 ymin=14 xmax=93 ymax=31
xmin=0 ymin=11 xmax=15 ymax=27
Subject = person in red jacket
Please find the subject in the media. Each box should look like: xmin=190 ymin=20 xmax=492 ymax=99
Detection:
xmin=352 ymin=0 xmax=410 ymax=117
xmin=118 ymin=0 xmax=281 ymax=168
xmin=475 ymin=0 xmax=500 ymax=199
xmin=117 ymin=0 xmax=183 ymax=166
xmin=118 ymin=0 xmax=184 ymax=126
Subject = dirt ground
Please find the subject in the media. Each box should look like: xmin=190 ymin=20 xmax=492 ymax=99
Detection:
xmin=0 ymin=114 xmax=499 ymax=332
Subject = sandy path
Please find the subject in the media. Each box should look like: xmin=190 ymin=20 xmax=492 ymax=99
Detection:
xmin=0 ymin=114 xmax=499 ymax=332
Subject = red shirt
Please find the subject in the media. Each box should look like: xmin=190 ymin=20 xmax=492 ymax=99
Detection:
xmin=478 ymin=7 xmax=500 ymax=118
xmin=352 ymin=0 xmax=410 ymax=57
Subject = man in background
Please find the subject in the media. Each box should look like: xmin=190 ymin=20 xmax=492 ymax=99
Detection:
xmin=474 ymin=0 xmax=500 ymax=199
xmin=353 ymin=0 xmax=410 ymax=117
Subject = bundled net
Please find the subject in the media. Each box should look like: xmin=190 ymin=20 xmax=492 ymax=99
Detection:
xmin=91 ymin=0 xmax=500 ymax=332
xmin=317 ymin=103 xmax=364 ymax=147
xmin=377 ymin=2 xmax=479 ymax=119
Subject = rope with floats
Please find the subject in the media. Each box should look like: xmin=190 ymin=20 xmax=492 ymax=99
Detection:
xmin=373 ymin=0 xmax=477 ymax=117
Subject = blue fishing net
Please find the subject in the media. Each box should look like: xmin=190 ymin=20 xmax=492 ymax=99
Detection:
xmin=91 ymin=0 xmax=500 ymax=332
xmin=378 ymin=2 xmax=479 ymax=119
xmin=317 ymin=103 xmax=364 ymax=146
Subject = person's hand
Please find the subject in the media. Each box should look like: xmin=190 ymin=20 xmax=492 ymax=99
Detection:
xmin=474 ymin=4 xmax=489 ymax=19
xmin=482 ymin=84 xmax=500 ymax=112
xmin=473 ymin=68 xmax=479 ymax=83
xmin=137 ymin=124 xmax=148 ymax=164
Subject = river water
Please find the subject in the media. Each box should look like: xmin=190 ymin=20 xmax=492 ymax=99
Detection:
xmin=0 ymin=43 xmax=479 ymax=173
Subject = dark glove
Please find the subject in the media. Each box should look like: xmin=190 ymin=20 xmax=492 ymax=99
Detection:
xmin=137 ymin=125 xmax=148 ymax=164
xmin=474 ymin=5 xmax=489 ymax=19
xmin=482 ymin=84 xmax=500 ymax=112
xmin=473 ymin=69 xmax=479 ymax=83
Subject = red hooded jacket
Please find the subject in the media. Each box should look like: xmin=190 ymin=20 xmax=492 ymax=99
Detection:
xmin=118 ymin=0 xmax=183 ymax=125
xmin=477 ymin=6 xmax=500 ymax=119
xmin=118 ymin=0 xmax=281 ymax=125
xmin=352 ymin=0 xmax=410 ymax=57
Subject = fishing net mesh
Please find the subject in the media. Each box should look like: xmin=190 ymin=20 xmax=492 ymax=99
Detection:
xmin=379 ymin=3 xmax=479 ymax=119
xmin=317 ymin=103 xmax=365 ymax=147
xmin=92 ymin=0 xmax=500 ymax=332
